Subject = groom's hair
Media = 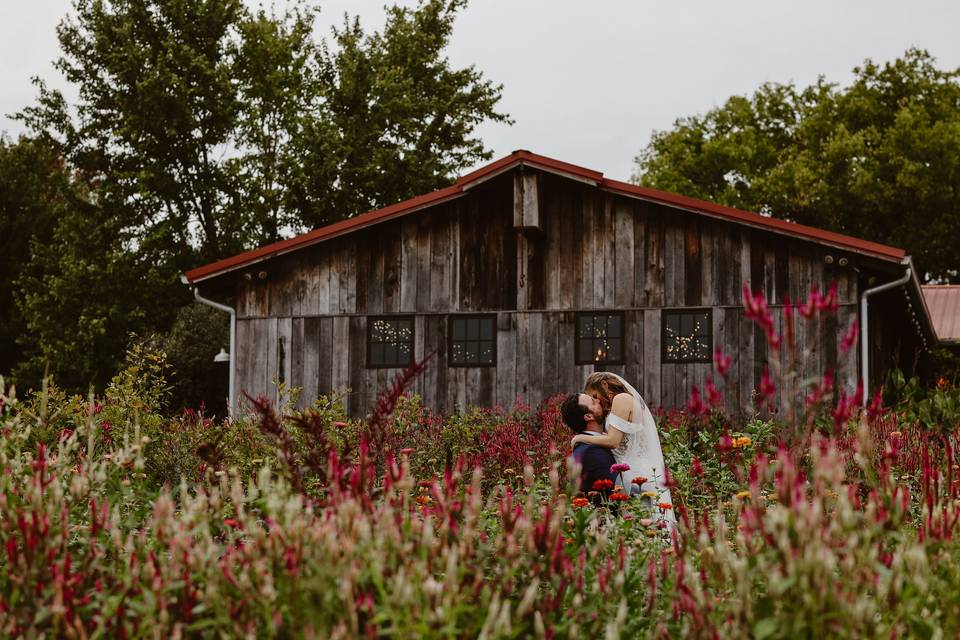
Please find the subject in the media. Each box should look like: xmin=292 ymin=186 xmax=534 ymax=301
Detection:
xmin=560 ymin=394 xmax=589 ymax=434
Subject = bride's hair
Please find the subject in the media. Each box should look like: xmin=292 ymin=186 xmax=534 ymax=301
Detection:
xmin=584 ymin=372 xmax=629 ymax=412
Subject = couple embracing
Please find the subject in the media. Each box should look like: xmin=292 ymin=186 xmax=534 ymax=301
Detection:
xmin=561 ymin=372 xmax=676 ymax=530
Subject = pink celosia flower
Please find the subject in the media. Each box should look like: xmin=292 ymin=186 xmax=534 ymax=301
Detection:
xmin=687 ymin=385 xmax=709 ymax=416
xmin=758 ymin=367 xmax=776 ymax=401
xmin=713 ymin=348 xmax=732 ymax=377
xmin=840 ymin=319 xmax=859 ymax=355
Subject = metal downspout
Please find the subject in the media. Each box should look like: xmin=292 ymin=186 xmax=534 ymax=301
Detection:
xmin=182 ymin=277 xmax=236 ymax=417
xmin=859 ymin=259 xmax=911 ymax=407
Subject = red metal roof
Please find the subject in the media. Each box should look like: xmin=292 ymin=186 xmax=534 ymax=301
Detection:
xmin=922 ymin=285 xmax=960 ymax=343
xmin=184 ymin=149 xmax=906 ymax=283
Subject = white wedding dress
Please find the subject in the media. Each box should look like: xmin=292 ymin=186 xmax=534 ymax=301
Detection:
xmin=600 ymin=373 xmax=677 ymax=530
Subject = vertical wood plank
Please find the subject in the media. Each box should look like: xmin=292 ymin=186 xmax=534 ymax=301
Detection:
xmin=643 ymin=309 xmax=662 ymax=407
xmin=603 ymin=196 xmax=616 ymax=308
xmin=291 ymin=317 xmax=304 ymax=406
xmin=265 ymin=317 xmax=279 ymax=404
xmin=664 ymin=222 xmax=685 ymax=307
xmin=332 ymin=317 xmax=350 ymax=397
xmin=684 ymin=222 xmax=702 ymax=306
xmin=400 ymin=219 xmax=418 ymax=313
xmin=497 ymin=314 xmax=517 ymax=408
xmin=632 ymin=202 xmax=647 ymax=307
xmin=614 ymin=199 xmax=634 ymax=308
xmin=416 ymin=215 xmax=432 ymax=312
xmin=700 ymin=223 xmax=718 ymax=306
xmin=317 ymin=317 xmax=333 ymax=402
xmin=348 ymin=316 xmax=366 ymax=417
xmin=541 ymin=312 xmax=559 ymax=400
xmin=383 ymin=225 xmax=402 ymax=313
xmin=429 ymin=215 xmax=452 ymax=312
xmin=645 ymin=207 xmax=665 ymax=307
xmin=579 ymin=191 xmax=595 ymax=309
xmin=301 ymin=317 xmax=320 ymax=408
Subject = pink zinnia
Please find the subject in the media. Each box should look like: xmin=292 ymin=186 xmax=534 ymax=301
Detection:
xmin=610 ymin=463 xmax=631 ymax=473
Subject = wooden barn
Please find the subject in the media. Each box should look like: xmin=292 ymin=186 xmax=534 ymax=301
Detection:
xmin=182 ymin=150 xmax=939 ymax=417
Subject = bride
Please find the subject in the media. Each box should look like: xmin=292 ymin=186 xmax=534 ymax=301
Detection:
xmin=570 ymin=372 xmax=676 ymax=530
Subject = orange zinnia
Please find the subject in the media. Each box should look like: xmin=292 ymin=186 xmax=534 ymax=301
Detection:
xmin=609 ymin=492 xmax=630 ymax=502
xmin=572 ymin=497 xmax=590 ymax=508
xmin=658 ymin=502 xmax=673 ymax=510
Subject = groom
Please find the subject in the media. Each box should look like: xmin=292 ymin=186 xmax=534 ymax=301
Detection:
xmin=561 ymin=393 xmax=617 ymax=503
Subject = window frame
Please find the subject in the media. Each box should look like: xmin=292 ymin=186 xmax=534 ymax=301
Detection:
xmin=448 ymin=314 xmax=498 ymax=368
xmin=574 ymin=311 xmax=626 ymax=366
xmin=366 ymin=315 xmax=416 ymax=369
xmin=661 ymin=308 xmax=713 ymax=364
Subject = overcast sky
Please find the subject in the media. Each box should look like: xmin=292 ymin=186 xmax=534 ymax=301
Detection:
xmin=3 ymin=0 xmax=960 ymax=181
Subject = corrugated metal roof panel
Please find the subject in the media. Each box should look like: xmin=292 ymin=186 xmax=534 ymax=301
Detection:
xmin=922 ymin=285 xmax=960 ymax=342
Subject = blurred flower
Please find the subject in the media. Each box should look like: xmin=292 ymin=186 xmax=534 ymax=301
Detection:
xmin=736 ymin=491 xmax=751 ymax=500
xmin=609 ymin=492 xmax=630 ymax=502
xmin=732 ymin=436 xmax=752 ymax=449
xmin=415 ymin=495 xmax=432 ymax=506
xmin=713 ymin=348 xmax=732 ymax=377
xmin=691 ymin=457 xmax=704 ymax=477
xmin=572 ymin=497 xmax=590 ymax=508
xmin=592 ymin=479 xmax=614 ymax=491
xmin=631 ymin=476 xmax=648 ymax=485
xmin=657 ymin=502 xmax=672 ymax=510
xmin=840 ymin=320 xmax=859 ymax=355
xmin=400 ymin=447 xmax=415 ymax=455
xmin=641 ymin=491 xmax=658 ymax=498
xmin=610 ymin=463 xmax=631 ymax=473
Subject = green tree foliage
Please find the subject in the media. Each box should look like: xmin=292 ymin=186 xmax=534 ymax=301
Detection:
xmin=14 ymin=190 xmax=174 ymax=392
xmin=13 ymin=0 xmax=506 ymax=397
xmin=0 ymin=137 xmax=61 ymax=378
xmin=290 ymin=0 xmax=511 ymax=228
xmin=635 ymin=49 xmax=960 ymax=282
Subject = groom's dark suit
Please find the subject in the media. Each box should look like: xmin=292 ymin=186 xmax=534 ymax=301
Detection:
xmin=573 ymin=437 xmax=617 ymax=503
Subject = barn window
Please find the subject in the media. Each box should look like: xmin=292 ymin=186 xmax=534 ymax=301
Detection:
xmin=449 ymin=315 xmax=496 ymax=366
xmin=575 ymin=312 xmax=624 ymax=365
xmin=662 ymin=309 xmax=712 ymax=363
xmin=367 ymin=316 xmax=414 ymax=368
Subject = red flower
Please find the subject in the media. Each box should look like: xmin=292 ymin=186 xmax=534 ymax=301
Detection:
xmin=758 ymin=367 xmax=776 ymax=402
xmin=223 ymin=518 xmax=241 ymax=529
xmin=592 ymin=479 xmax=614 ymax=491
xmin=713 ymin=349 xmax=732 ymax=377
xmin=687 ymin=385 xmax=709 ymax=416
xmin=705 ymin=377 xmax=723 ymax=407
xmin=609 ymin=492 xmax=630 ymax=502
xmin=840 ymin=319 xmax=859 ymax=355
xmin=691 ymin=457 xmax=705 ymax=477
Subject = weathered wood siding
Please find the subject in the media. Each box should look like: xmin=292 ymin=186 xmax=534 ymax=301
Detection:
xmin=229 ymin=170 xmax=867 ymax=417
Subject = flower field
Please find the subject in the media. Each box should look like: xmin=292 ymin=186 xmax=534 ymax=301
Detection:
xmin=3 ymin=288 xmax=960 ymax=638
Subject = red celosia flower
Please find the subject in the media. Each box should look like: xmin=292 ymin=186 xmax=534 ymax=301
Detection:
xmin=758 ymin=367 xmax=776 ymax=401
xmin=592 ymin=479 xmax=614 ymax=491
xmin=705 ymin=377 xmax=723 ymax=407
xmin=687 ymin=385 xmax=708 ymax=416
xmin=691 ymin=457 xmax=704 ymax=477
xmin=714 ymin=348 xmax=732 ymax=377
xmin=840 ymin=319 xmax=859 ymax=355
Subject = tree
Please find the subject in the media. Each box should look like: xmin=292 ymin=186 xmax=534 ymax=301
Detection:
xmin=288 ymin=0 xmax=510 ymax=228
xmin=0 ymin=137 xmax=62 ymax=378
xmin=634 ymin=49 xmax=960 ymax=283
xmin=13 ymin=0 xmax=508 ymax=397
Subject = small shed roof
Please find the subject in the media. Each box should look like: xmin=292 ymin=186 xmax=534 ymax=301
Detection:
xmin=922 ymin=286 xmax=960 ymax=343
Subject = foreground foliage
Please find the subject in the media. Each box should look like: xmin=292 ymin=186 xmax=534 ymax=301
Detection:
xmin=3 ymin=287 xmax=960 ymax=637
